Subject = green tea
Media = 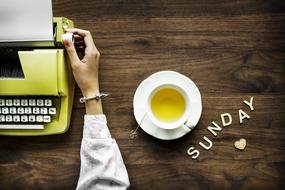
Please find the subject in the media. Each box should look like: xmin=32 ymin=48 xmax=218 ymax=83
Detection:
xmin=150 ymin=87 xmax=186 ymax=122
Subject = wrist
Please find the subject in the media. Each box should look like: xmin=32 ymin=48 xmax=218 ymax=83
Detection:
xmin=80 ymin=78 xmax=100 ymax=97
xmin=81 ymin=89 xmax=104 ymax=115
xmin=85 ymin=99 xmax=103 ymax=114
xmin=83 ymin=91 xmax=99 ymax=98
xmin=81 ymin=87 xmax=100 ymax=97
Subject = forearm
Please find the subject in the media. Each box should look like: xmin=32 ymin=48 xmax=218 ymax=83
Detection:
xmin=64 ymin=28 xmax=129 ymax=189
xmin=82 ymin=78 xmax=103 ymax=115
xmin=76 ymin=115 xmax=130 ymax=190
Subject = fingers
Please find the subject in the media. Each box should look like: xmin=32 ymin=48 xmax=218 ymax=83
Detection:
xmin=63 ymin=38 xmax=80 ymax=67
xmin=65 ymin=28 xmax=90 ymax=37
xmin=75 ymin=40 xmax=85 ymax=47
xmin=74 ymin=34 xmax=83 ymax=41
xmin=74 ymin=34 xmax=85 ymax=49
xmin=65 ymin=28 xmax=95 ymax=48
xmin=64 ymin=28 xmax=100 ymax=62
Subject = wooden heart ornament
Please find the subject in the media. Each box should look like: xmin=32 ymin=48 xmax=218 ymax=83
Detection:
xmin=234 ymin=138 xmax=246 ymax=150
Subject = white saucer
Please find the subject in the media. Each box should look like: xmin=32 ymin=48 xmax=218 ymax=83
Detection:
xmin=133 ymin=71 xmax=202 ymax=140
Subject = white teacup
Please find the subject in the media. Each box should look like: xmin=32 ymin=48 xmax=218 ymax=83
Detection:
xmin=146 ymin=83 xmax=191 ymax=130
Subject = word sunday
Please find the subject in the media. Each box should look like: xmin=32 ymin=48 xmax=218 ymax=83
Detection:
xmin=187 ymin=97 xmax=254 ymax=159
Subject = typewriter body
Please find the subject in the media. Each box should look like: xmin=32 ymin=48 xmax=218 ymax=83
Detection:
xmin=0 ymin=17 xmax=75 ymax=136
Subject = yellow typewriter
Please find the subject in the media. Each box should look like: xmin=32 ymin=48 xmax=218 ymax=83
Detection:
xmin=0 ymin=0 xmax=74 ymax=135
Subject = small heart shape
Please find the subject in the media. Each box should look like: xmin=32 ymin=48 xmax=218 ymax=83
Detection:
xmin=234 ymin=138 xmax=246 ymax=150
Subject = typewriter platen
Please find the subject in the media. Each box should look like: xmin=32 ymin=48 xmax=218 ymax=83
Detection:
xmin=0 ymin=14 xmax=75 ymax=135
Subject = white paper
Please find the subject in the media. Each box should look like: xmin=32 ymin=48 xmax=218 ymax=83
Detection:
xmin=0 ymin=0 xmax=54 ymax=46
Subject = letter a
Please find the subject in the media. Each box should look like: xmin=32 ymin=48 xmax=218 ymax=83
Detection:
xmin=239 ymin=109 xmax=250 ymax=124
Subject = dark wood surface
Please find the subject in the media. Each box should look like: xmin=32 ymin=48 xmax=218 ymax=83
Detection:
xmin=1 ymin=0 xmax=285 ymax=189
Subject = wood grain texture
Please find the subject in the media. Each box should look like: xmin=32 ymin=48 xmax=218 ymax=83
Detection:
xmin=0 ymin=0 xmax=285 ymax=189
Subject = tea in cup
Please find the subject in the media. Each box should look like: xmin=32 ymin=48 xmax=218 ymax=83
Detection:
xmin=147 ymin=84 xmax=191 ymax=130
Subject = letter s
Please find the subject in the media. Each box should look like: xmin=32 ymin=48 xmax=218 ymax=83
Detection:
xmin=187 ymin=147 xmax=200 ymax=159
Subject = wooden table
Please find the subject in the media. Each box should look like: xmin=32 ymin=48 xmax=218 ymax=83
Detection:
xmin=1 ymin=0 xmax=285 ymax=189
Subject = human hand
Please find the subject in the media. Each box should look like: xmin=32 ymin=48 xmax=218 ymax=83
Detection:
xmin=63 ymin=28 xmax=103 ymax=114
xmin=63 ymin=28 xmax=100 ymax=97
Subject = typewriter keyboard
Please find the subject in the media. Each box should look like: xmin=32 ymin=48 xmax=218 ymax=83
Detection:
xmin=0 ymin=96 xmax=57 ymax=129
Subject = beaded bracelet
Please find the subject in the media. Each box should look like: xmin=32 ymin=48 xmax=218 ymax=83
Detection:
xmin=79 ymin=92 xmax=109 ymax=103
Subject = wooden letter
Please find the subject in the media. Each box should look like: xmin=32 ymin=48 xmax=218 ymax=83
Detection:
xmin=199 ymin=136 xmax=213 ymax=150
xmin=187 ymin=147 xmax=200 ymax=159
xmin=221 ymin=113 xmax=232 ymax=127
xmin=239 ymin=109 xmax=250 ymax=124
xmin=243 ymin=97 xmax=254 ymax=111
xmin=208 ymin=121 xmax=222 ymax=136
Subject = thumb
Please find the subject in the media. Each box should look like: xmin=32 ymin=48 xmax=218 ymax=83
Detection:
xmin=63 ymin=39 xmax=80 ymax=66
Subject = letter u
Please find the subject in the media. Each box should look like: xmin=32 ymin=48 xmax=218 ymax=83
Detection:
xmin=199 ymin=136 xmax=213 ymax=150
